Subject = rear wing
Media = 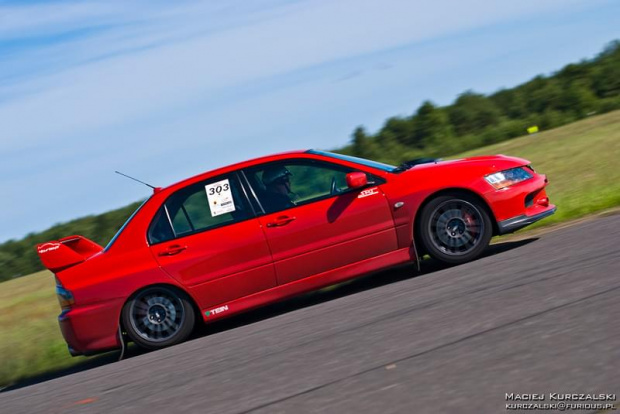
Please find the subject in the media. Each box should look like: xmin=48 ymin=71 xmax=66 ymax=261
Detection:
xmin=37 ymin=235 xmax=103 ymax=273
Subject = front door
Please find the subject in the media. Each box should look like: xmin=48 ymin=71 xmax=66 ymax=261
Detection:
xmin=244 ymin=159 xmax=397 ymax=285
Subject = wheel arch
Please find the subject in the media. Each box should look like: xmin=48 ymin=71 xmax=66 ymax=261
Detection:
xmin=119 ymin=283 xmax=202 ymax=332
xmin=413 ymin=188 xmax=499 ymax=248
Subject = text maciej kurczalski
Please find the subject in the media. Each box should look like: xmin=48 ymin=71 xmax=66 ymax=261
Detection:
xmin=506 ymin=393 xmax=616 ymax=401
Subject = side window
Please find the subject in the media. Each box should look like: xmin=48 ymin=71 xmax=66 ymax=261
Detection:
xmin=148 ymin=174 xmax=252 ymax=244
xmin=288 ymin=164 xmax=350 ymax=202
xmin=245 ymin=160 xmax=358 ymax=214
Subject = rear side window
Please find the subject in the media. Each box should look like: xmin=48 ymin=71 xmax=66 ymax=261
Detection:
xmin=148 ymin=173 xmax=252 ymax=244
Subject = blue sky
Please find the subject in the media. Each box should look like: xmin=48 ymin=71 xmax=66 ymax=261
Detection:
xmin=1 ymin=0 xmax=619 ymax=242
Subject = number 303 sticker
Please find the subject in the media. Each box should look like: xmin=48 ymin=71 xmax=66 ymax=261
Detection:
xmin=205 ymin=179 xmax=236 ymax=217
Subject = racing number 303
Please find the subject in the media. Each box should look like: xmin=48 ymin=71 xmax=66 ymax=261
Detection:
xmin=208 ymin=183 xmax=230 ymax=196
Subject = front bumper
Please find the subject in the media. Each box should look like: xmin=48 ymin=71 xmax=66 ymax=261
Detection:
xmin=482 ymin=169 xmax=557 ymax=235
xmin=498 ymin=206 xmax=557 ymax=235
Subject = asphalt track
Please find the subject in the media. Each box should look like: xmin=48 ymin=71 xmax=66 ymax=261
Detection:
xmin=2 ymin=214 xmax=619 ymax=413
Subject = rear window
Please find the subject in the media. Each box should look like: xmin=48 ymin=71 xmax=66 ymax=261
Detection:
xmin=148 ymin=174 xmax=253 ymax=244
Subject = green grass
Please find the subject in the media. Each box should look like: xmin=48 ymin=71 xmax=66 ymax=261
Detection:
xmin=0 ymin=270 xmax=91 ymax=387
xmin=1 ymin=111 xmax=619 ymax=387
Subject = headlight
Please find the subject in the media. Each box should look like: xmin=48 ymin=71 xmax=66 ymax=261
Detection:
xmin=485 ymin=167 xmax=533 ymax=190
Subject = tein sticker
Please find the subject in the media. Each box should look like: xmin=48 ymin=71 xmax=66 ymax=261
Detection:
xmin=205 ymin=305 xmax=229 ymax=317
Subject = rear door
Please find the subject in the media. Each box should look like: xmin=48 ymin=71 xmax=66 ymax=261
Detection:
xmin=243 ymin=159 xmax=398 ymax=285
xmin=148 ymin=172 xmax=276 ymax=310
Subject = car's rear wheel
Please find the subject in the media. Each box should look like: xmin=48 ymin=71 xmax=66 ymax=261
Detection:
xmin=122 ymin=286 xmax=195 ymax=350
xmin=418 ymin=194 xmax=492 ymax=265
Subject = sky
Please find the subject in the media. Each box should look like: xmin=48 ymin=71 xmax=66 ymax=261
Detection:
xmin=1 ymin=0 xmax=619 ymax=243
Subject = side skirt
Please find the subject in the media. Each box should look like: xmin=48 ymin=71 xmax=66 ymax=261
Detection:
xmin=200 ymin=247 xmax=413 ymax=322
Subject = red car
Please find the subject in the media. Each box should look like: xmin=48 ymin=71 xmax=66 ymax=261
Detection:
xmin=37 ymin=150 xmax=555 ymax=355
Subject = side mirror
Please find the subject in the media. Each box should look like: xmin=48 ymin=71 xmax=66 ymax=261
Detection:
xmin=346 ymin=172 xmax=368 ymax=189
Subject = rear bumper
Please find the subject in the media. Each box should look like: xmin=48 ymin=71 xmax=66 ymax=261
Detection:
xmin=58 ymin=298 xmax=123 ymax=356
xmin=498 ymin=206 xmax=557 ymax=235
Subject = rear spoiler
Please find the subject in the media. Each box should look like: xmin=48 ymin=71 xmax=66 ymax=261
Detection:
xmin=37 ymin=235 xmax=103 ymax=273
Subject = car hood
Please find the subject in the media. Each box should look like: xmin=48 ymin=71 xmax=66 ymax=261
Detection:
xmin=389 ymin=155 xmax=533 ymax=192
xmin=398 ymin=154 xmax=530 ymax=175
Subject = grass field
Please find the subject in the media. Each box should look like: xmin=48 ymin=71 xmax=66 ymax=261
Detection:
xmin=0 ymin=270 xmax=90 ymax=387
xmin=1 ymin=111 xmax=619 ymax=388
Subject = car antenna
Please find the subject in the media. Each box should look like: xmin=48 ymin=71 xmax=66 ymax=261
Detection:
xmin=115 ymin=171 xmax=161 ymax=193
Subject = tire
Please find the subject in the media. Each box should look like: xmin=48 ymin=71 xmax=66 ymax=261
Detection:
xmin=122 ymin=286 xmax=195 ymax=350
xmin=418 ymin=194 xmax=492 ymax=265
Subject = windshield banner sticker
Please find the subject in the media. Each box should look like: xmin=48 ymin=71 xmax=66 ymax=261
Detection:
xmin=205 ymin=179 xmax=236 ymax=217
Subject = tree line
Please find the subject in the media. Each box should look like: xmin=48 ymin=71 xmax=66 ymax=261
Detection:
xmin=336 ymin=40 xmax=620 ymax=164
xmin=1 ymin=40 xmax=619 ymax=281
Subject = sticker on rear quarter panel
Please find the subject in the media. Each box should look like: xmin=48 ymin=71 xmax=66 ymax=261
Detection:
xmin=357 ymin=187 xmax=379 ymax=198
xmin=205 ymin=179 xmax=236 ymax=217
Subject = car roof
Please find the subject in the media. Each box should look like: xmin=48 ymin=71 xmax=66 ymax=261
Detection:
xmin=161 ymin=149 xmax=309 ymax=194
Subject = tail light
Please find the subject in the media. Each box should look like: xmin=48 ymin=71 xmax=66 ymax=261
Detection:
xmin=55 ymin=276 xmax=75 ymax=309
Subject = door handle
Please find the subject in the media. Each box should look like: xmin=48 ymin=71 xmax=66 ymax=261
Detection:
xmin=266 ymin=216 xmax=297 ymax=227
xmin=158 ymin=245 xmax=187 ymax=256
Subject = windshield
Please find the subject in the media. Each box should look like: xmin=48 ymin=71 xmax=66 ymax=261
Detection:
xmin=104 ymin=199 xmax=149 ymax=251
xmin=306 ymin=150 xmax=396 ymax=172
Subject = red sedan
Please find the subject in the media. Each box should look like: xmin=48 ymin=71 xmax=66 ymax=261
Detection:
xmin=37 ymin=150 xmax=555 ymax=355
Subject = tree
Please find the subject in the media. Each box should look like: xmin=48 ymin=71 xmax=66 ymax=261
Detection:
xmin=558 ymin=81 xmax=598 ymax=117
xmin=375 ymin=130 xmax=408 ymax=163
xmin=448 ymin=91 xmax=501 ymax=136
xmin=382 ymin=116 xmax=415 ymax=147
xmin=411 ymin=101 xmax=454 ymax=149
xmin=491 ymin=88 xmax=528 ymax=119
xmin=592 ymin=43 xmax=620 ymax=98
xmin=350 ymin=126 xmax=380 ymax=159
xmin=593 ymin=63 xmax=620 ymax=98
xmin=523 ymin=77 xmax=563 ymax=114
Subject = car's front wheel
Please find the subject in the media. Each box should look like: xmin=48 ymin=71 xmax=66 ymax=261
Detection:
xmin=418 ymin=194 xmax=492 ymax=265
xmin=122 ymin=286 xmax=195 ymax=350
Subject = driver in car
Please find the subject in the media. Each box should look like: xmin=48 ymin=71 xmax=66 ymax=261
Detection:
xmin=261 ymin=166 xmax=296 ymax=213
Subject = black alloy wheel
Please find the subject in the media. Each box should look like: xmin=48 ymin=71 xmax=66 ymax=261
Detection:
xmin=418 ymin=194 xmax=492 ymax=265
xmin=122 ymin=286 xmax=195 ymax=350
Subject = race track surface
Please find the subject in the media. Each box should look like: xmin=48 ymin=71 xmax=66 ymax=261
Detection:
xmin=2 ymin=215 xmax=619 ymax=413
